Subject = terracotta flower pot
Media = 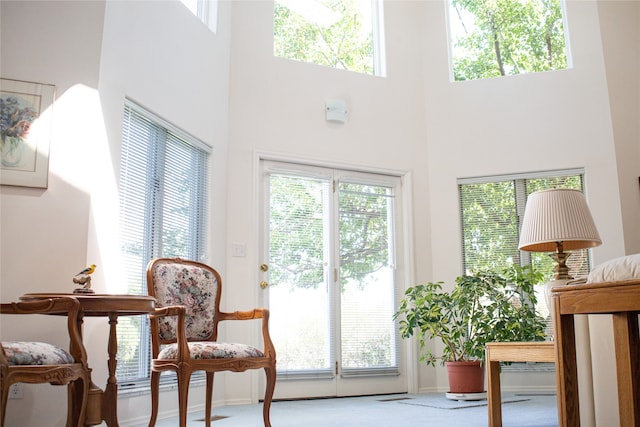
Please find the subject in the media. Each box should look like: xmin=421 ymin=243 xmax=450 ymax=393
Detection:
xmin=445 ymin=360 xmax=485 ymax=393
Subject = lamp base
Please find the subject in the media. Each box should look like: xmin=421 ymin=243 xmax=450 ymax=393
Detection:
xmin=549 ymin=250 xmax=572 ymax=281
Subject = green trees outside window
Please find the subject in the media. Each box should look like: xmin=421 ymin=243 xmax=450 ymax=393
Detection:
xmin=449 ymin=0 xmax=569 ymax=81
xmin=274 ymin=0 xmax=382 ymax=75
xmin=274 ymin=0 xmax=567 ymax=80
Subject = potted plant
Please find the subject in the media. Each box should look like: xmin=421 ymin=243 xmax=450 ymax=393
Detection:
xmin=393 ymin=264 xmax=547 ymax=394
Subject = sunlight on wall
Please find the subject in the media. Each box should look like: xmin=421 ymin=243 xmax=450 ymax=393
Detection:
xmin=52 ymin=84 xmax=125 ymax=293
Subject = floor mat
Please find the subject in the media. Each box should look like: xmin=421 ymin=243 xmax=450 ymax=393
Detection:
xmin=377 ymin=397 xmax=413 ymax=402
xmin=396 ymin=395 xmax=529 ymax=410
xmin=193 ymin=415 xmax=229 ymax=422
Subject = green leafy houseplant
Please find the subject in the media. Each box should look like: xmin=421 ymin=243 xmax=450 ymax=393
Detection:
xmin=394 ymin=265 xmax=547 ymax=366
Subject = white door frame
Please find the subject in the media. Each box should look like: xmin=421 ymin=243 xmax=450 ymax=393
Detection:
xmin=251 ymin=150 xmax=418 ymax=398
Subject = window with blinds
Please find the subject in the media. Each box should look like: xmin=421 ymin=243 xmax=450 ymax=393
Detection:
xmin=458 ymin=169 xmax=590 ymax=328
xmin=117 ymin=99 xmax=210 ymax=384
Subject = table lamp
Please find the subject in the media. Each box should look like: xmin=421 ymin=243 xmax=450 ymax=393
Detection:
xmin=518 ymin=189 xmax=602 ymax=318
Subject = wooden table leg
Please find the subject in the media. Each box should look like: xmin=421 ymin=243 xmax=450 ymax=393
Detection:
xmin=67 ymin=313 xmax=84 ymax=427
xmin=102 ymin=312 xmax=120 ymax=426
xmin=66 ymin=381 xmax=82 ymax=427
xmin=554 ymin=301 xmax=580 ymax=427
xmin=612 ymin=312 xmax=640 ymax=427
xmin=69 ymin=305 xmax=103 ymax=426
xmin=487 ymin=358 xmax=502 ymax=427
xmin=485 ymin=342 xmax=556 ymax=427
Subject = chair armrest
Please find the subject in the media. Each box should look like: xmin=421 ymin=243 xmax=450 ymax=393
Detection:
xmin=149 ymin=305 xmax=190 ymax=360
xmin=218 ymin=308 xmax=276 ymax=358
xmin=218 ymin=308 xmax=268 ymax=321
xmin=150 ymin=305 xmax=186 ymax=319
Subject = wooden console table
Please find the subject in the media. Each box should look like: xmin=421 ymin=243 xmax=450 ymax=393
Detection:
xmin=486 ymin=341 xmax=556 ymax=427
xmin=20 ymin=293 xmax=155 ymax=427
xmin=552 ymin=279 xmax=640 ymax=427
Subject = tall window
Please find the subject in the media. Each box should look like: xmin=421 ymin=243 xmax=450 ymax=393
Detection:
xmin=180 ymin=0 xmax=218 ymax=32
xmin=274 ymin=0 xmax=386 ymax=76
xmin=448 ymin=0 xmax=569 ymax=81
xmin=458 ymin=169 xmax=589 ymax=321
xmin=117 ymin=99 xmax=210 ymax=383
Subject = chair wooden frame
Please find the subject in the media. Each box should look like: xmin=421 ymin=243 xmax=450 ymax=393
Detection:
xmin=146 ymin=257 xmax=277 ymax=427
xmin=0 ymin=297 xmax=91 ymax=427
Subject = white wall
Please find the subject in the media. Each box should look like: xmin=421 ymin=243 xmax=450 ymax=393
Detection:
xmin=597 ymin=0 xmax=640 ymax=256
xmin=419 ymin=1 xmax=635 ymax=425
xmin=1 ymin=0 xmax=638 ymax=426
xmin=224 ymin=1 xmax=635 ymax=425
xmin=1 ymin=2 xmax=107 ymax=425
xmin=223 ymin=0 xmax=429 ymax=402
xmin=589 ymin=2 xmax=640 ymax=425
xmin=1 ymin=0 xmax=232 ymax=425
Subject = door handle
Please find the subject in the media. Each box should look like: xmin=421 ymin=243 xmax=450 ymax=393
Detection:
xmin=260 ymin=264 xmax=269 ymax=289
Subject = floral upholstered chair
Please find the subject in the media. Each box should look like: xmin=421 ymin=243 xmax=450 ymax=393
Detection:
xmin=0 ymin=297 xmax=91 ymax=427
xmin=146 ymin=258 xmax=276 ymax=427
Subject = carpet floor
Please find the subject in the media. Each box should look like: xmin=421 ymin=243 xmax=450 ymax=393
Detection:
xmin=141 ymin=392 xmax=558 ymax=426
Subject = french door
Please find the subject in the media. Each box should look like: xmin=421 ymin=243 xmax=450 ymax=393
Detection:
xmin=259 ymin=160 xmax=407 ymax=399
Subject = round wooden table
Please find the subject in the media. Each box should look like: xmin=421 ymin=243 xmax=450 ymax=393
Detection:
xmin=20 ymin=293 xmax=156 ymax=427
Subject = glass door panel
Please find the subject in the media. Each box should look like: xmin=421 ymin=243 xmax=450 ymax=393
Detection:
xmin=338 ymin=180 xmax=398 ymax=375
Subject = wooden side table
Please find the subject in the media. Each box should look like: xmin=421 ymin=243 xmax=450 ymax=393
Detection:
xmin=486 ymin=341 xmax=556 ymax=427
xmin=552 ymin=279 xmax=640 ymax=427
xmin=20 ymin=293 xmax=155 ymax=427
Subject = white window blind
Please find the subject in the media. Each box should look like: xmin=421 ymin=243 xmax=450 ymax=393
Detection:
xmin=117 ymin=99 xmax=210 ymax=383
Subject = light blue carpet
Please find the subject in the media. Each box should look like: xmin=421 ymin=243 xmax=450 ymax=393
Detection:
xmin=143 ymin=392 xmax=558 ymax=427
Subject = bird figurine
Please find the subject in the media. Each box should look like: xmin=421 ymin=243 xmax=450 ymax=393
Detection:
xmin=75 ymin=264 xmax=96 ymax=276
xmin=73 ymin=264 xmax=96 ymax=294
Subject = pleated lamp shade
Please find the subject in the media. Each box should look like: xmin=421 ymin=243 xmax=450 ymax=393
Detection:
xmin=518 ymin=189 xmax=602 ymax=252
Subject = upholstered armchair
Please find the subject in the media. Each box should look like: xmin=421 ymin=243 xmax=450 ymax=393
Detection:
xmin=146 ymin=257 xmax=277 ymax=427
xmin=0 ymin=297 xmax=91 ymax=427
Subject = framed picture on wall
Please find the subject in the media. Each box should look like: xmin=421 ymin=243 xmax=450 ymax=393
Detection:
xmin=0 ymin=78 xmax=55 ymax=188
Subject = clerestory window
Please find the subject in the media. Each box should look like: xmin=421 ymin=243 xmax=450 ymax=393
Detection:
xmin=447 ymin=0 xmax=570 ymax=81
xmin=274 ymin=0 xmax=386 ymax=76
xmin=116 ymin=99 xmax=210 ymax=386
xmin=180 ymin=0 xmax=218 ymax=33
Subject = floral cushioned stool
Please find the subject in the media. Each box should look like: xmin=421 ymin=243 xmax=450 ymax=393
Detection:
xmin=146 ymin=258 xmax=276 ymax=427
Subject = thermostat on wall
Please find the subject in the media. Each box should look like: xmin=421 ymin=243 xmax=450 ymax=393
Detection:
xmin=325 ymin=99 xmax=348 ymax=123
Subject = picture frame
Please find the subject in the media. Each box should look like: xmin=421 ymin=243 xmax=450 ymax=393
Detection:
xmin=0 ymin=78 xmax=55 ymax=188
